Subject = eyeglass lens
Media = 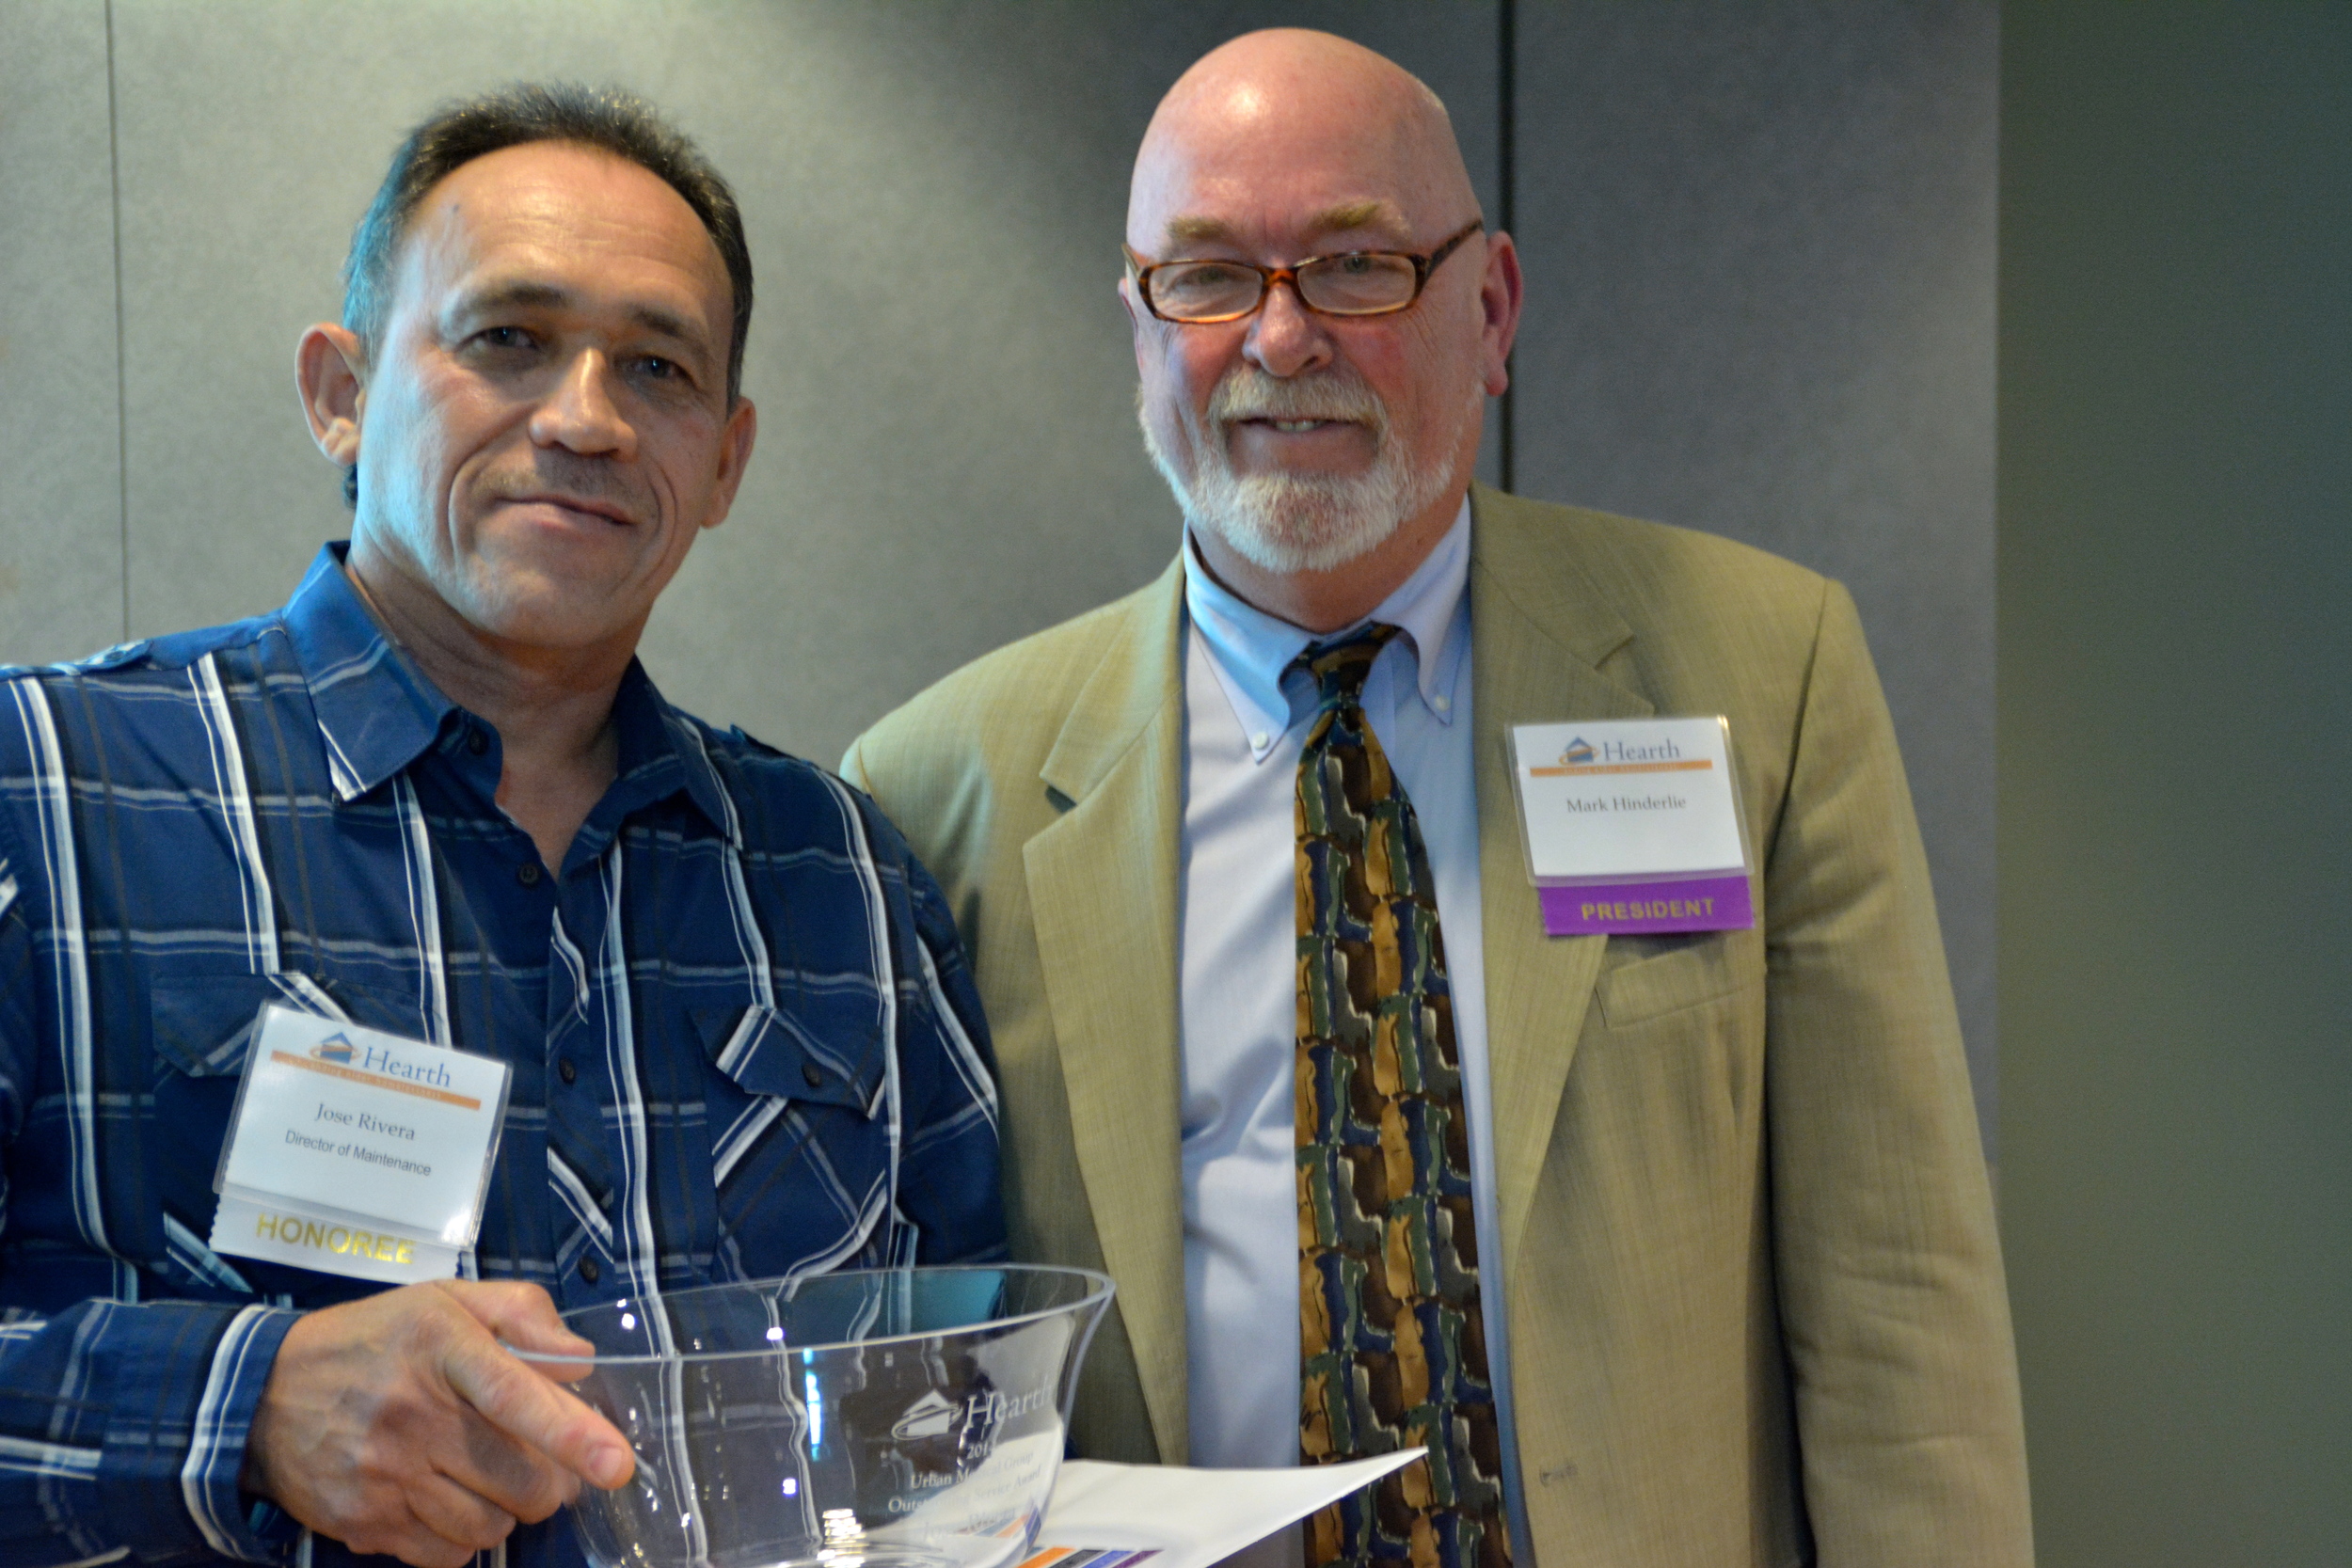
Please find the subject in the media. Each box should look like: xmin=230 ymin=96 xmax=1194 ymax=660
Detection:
xmin=1148 ymin=252 xmax=1422 ymax=322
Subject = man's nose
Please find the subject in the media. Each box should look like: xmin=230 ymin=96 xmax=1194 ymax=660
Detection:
xmin=1243 ymin=278 xmax=1334 ymax=379
xmin=530 ymin=352 xmax=636 ymax=459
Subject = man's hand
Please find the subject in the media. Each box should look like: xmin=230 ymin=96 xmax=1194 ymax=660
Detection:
xmin=241 ymin=1279 xmax=633 ymax=1568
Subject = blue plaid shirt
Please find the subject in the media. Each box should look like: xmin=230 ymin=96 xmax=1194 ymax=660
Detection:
xmin=0 ymin=546 xmax=1004 ymax=1567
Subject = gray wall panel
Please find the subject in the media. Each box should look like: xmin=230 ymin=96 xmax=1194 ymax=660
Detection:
xmin=2003 ymin=8 xmax=2352 ymax=1559
xmin=1508 ymin=1 xmax=2000 ymax=1142
xmin=14 ymin=0 xmax=1990 ymax=1132
xmin=0 ymin=0 xmax=126 ymax=664
xmin=99 ymin=0 xmax=1496 ymax=767
xmin=107 ymin=0 xmax=749 ymax=656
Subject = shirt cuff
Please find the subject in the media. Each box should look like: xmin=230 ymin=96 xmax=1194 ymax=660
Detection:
xmin=175 ymin=1303 xmax=303 ymax=1563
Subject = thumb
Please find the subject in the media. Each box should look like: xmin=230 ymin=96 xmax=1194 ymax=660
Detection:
xmin=443 ymin=1321 xmax=636 ymax=1491
xmin=437 ymin=1278 xmax=596 ymax=1358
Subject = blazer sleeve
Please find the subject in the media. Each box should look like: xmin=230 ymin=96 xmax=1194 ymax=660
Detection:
xmin=1760 ymin=581 xmax=2034 ymax=1564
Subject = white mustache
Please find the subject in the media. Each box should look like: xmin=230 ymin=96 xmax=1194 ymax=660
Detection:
xmin=1207 ymin=369 xmax=1385 ymax=430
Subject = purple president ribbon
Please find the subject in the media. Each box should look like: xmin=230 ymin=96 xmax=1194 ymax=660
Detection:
xmin=1540 ymin=873 xmax=1754 ymax=937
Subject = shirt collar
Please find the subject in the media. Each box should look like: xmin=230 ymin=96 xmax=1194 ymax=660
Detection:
xmin=281 ymin=544 xmax=457 ymax=802
xmin=281 ymin=543 xmax=735 ymax=842
xmin=1183 ymin=496 xmax=1471 ymax=760
xmin=587 ymin=665 xmax=743 ymax=851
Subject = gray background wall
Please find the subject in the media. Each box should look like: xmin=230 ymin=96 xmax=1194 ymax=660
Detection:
xmin=0 ymin=2 xmax=1996 ymax=1132
xmin=10 ymin=7 xmax=2349 ymax=1561
xmin=1509 ymin=3 xmax=1996 ymax=1137
xmin=2001 ymin=4 xmax=2350 ymax=1562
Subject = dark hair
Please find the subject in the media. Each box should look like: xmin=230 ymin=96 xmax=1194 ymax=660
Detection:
xmin=338 ymin=83 xmax=754 ymax=507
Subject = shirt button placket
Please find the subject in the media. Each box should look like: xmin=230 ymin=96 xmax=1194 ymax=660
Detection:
xmin=550 ymin=851 xmax=616 ymax=1303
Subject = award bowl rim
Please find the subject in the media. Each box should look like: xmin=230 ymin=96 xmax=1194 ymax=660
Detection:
xmin=510 ymin=1261 xmax=1115 ymax=1368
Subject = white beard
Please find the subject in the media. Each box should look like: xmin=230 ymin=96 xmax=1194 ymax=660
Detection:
xmin=1138 ymin=364 xmax=1474 ymax=576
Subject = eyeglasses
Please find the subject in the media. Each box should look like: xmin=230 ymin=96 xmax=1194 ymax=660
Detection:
xmin=1125 ymin=218 xmax=1486 ymax=325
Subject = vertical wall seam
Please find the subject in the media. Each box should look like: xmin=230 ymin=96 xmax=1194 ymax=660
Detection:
xmin=103 ymin=0 xmax=129 ymax=642
xmin=1497 ymin=0 xmax=1517 ymax=494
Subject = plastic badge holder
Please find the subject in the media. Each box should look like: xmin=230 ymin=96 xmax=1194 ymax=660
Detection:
xmin=212 ymin=1001 xmax=512 ymax=1253
xmin=1505 ymin=715 xmax=1757 ymax=935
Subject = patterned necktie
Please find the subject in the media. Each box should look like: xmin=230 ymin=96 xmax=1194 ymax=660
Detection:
xmin=1295 ymin=625 xmax=1510 ymax=1568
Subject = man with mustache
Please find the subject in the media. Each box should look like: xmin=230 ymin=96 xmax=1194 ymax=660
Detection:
xmin=0 ymin=86 xmax=1001 ymax=1568
xmin=845 ymin=29 xmax=2029 ymax=1568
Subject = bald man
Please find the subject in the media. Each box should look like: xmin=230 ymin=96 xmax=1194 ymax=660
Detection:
xmin=847 ymin=29 xmax=2031 ymax=1568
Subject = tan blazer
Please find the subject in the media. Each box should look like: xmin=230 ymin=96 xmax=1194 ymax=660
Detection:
xmin=844 ymin=486 xmax=2031 ymax=1566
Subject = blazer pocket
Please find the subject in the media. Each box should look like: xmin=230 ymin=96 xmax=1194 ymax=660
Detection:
xmin=1596 ymin=935 xmax=1756 ymax=1028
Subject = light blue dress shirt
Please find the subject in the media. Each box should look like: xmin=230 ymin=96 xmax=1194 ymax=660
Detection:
xmin=1177 ymin=501 xmax=1531 ymax=1562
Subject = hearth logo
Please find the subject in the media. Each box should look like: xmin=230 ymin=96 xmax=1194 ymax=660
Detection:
xmin=887 ymin=1385 xmax=1049 ymax=1449
xmin=274 ymin=1032 xmax=476 ymax=1109
xmin=891 ymin=1390 xmax=961 ymax=1442
xmin=1532 ymin=733 xmax=1709 ymax=778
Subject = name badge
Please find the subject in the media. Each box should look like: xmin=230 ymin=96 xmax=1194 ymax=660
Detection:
xmin=208 ymin=1004 xmax=511 ymax=1284
xmin=1508 ymin=718 xmax=1756 ymax=937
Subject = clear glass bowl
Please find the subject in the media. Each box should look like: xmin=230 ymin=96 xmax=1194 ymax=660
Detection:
xmin=520 ymin=1265 xmax=1114 ymax=1568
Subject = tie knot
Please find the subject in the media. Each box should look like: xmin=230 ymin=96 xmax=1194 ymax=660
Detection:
xmin=1297 ymin=623 xmax=1403 ymax=711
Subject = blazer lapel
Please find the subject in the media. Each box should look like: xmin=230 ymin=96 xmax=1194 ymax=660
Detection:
xmin=1023 ymin=558 xmax=1191 ymax=1461
xmin=1017 ymin=497 xmax=1654 ymax=1453
xmin=1468 ymin=486 xmax=1655 ymax=1262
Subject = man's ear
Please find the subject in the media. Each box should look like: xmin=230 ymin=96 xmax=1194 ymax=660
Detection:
xmin=1118 ymin=276 xmax=1151 ymax=374
xmin=698 ymin=397 xmax=760 ymax=532
xmin=1476 ymin=230 xmax=1525 ymax=398
xmin=296 ymin=324 xmax=368 ymax=468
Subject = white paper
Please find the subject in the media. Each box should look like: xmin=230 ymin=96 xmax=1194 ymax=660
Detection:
xmin=1030 ymin=1451 xmax=1423 ymax=1568
xmin=1509 ymin=719 xmax=1745 ymax=879
xmin=214 ymin=1006 xmax=509 ymax=1254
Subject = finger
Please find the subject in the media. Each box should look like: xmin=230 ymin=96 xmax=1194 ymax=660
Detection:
xmin=442 ymin=1332 xmax=634 ymax=1491
xmin=453 ymin=1400 xmax=581 ymax=1523
xmin=405 ymin=1472 xmax=519 ymax=1557
xmin=342 ymin=1499 xmax=483 ymax=1568
xmin=436 ymin=1279 xmax=596 ymax=1359
xmin=437 ymin=1278 xmax=599 ymax=1388
xmin=388 ymin=1515 xmax=482 ymax=1568
xmin=417 ymin=1354 xmax=596 ymax=1519
xmin=530 ymin=1354 xmax=596 ymax=1387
